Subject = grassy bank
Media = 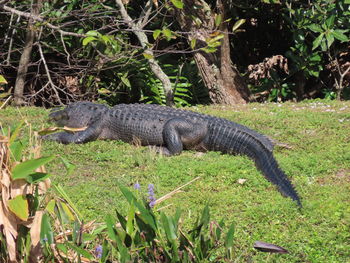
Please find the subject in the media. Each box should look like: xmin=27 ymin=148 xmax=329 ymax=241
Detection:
xmin=1 ymin=100 xmax=349 ymax=262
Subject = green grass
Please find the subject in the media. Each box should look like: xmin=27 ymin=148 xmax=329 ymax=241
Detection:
xmin=1 ymin=100 xmax=350 ymax=262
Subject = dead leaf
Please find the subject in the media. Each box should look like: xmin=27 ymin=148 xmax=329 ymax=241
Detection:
xmin=38 ymin=126 xmax=87 ymax=136
xmin=237 ymin=178 xmax=247 ymax=185
xmin=38 ymin=127 xmax=60 ymax=136
xmin=30 ymin=211 xmax=44 ymax=261
xmin=253 ymin=241 xmax=289 ymax=254
xmin=0 ymin=202 xmax=18 ymax=262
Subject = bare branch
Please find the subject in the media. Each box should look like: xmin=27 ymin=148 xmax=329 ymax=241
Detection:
xmin=37 ymin=30 xmax=64 ymax=105
xmin=1 ymin=4 xmax=86 ymax=37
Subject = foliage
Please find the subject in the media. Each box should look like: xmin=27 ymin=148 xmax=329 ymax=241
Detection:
xmin=229 ymin=0 xmax=350 ymax=101
xmin=284 ymin=0 xmax=350 ymax=99
xmin=99 ymin=185 xmax=236 ymax=262
xmin=0 ymin=121 xmax=240 ymax=262
xmin=139 ymin=63 xmax=194 ymax=106
xmin=0 ymin=122 xmax=81 ymax=262
xmin=1 ymin=1 xmax=350 ymax=105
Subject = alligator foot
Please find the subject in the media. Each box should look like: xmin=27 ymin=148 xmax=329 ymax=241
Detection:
xmin=147 ymin=146 xmax=172 ymax=156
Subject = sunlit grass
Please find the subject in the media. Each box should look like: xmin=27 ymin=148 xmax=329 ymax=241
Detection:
xmin=0 ymin=99 xmax=349 ymax=262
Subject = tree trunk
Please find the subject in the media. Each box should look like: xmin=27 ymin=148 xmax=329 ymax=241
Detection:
xmin=13 ymin=0 xmax=41 ymax=106
xmin=176 ymin=0 xmax=250 ymax=104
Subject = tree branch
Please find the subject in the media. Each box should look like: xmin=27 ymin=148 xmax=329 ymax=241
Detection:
xmin=37 ymin=40 xmax=64 ymax=105
xmin=1 ymin=4 xmax=86 ymax=37
xmin=115 ymin=0 xmax=174 ymax=106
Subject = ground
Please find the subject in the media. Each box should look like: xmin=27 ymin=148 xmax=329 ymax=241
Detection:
xmin=0 ymin=100 xmax=349 ymax=262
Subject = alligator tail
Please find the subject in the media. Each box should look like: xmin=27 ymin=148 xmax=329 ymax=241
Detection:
xmin=210 ymin=124 xmax=302 ymax=206
xmin=254 ymin=149 xmax=302 ymax=207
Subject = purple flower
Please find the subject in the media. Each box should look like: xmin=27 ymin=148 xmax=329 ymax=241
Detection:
xmin=147 ymin=184 xmax=156 ymax=208
xmin=134 ymin=182 xmax=141 ymax=190
xmin=149 ymin=200 xmax=156 ymax=208
xmin=95 ymin=245 xmax=103 ymax=258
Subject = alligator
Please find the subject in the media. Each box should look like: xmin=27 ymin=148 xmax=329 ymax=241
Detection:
xmin=44 ymin=101 xmax=301 ymax=206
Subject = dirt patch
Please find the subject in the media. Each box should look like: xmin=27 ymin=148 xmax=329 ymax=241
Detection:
xmin=317 ymin=169 xmax=350 ymax=185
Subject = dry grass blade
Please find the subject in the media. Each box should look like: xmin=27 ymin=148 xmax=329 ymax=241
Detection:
xmin=155 ymin=176 xmax=201 ymax=205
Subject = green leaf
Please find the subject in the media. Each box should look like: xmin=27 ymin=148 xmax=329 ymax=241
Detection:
xmin=26 ymin=172 xmax=52 ymax=184
xmin=325 ymin=15 xmax=335 ymax=29
xmin=208 ymin=34 xmax=224 ymax=44
xmin=200 ymin=47 xmax=217 ymax=53
xmin=161 ymin=213 xmax=179 ymax=261
xmin=11 ymin=156 xmax=55 ymax=180
xmin=126 ymin=202 xmax=135 ymax=235
xmin=325 ymin=32 xmax=335 ymax=48
xmin=224 ymin=223 xmax=235 ymax=248
xmin=57 ymin=201 xmax=70 ymax=224
xmin=45 ymin=199 xmax=56 ymax=214
xmin=161 ymin=213 xmax=177 ymax=241
xmin=308 ymin=24 xmax=323 ymax=33
xmin=59 ymin=156 xmax=76 ymax=176
xmin=170 ymin=0 xmax=184 ymax=9
xmin=116 ymin=210 xmax=127 ymax=230
xmin=232 ymin=19 xmax=246 ymax=32
xmin=118 ymin=185 xmax=157 ymax=230
xmin=101 ymin=35 xmax=112 ymax=45
xmin=9 ymin=141 xmax=24 ymax=162
xmin=9 ymin=120 xmax=24 ymax=144
xmin=105 ymin=214 xmax=117 ymax=242
xmin=312 ymin=33 xmax=324 ymax=50
xmin=309 ymin=69 xmax=320 ymax=77
xmin=135 ymin=214 xmax=156 ymax=242
xmin=82 ymin=36 xmax=97 ymax=46
xmin=320 ymin=37 xmax=327 ymax=51
xmin=309 ymin=53 xmax=321 ymax=62
xmin=60 ymin=202 xmax=75 ymax=221
xmin=215 ymin=14 xmax=222 ymax=27
xmin=114 ymin=229 xmax=130 ymax=262
xmin=225 ymin=223 xmax=235 ymax=259
xmin=66 ymin=242 xmax=93 ymax=260
xmin=120 ymin=74 xmax=131 ymax=88
xmin=0 ymin=75 xmax=7 ymax=84
xmin=153 ymin=29 xmax=162 ymax=40
xmin=190 ymin=38 xmax=197 ymax=49
xmin=56 ymin=243 xmax=68 ymax=254
xmin=200 ymin=204 xmax=210 ymax=229
xmin=215 ymin=219 xmax=224 ymax=241
xmin=40 ymin=213 xmax=54 ymax=245
xmin=53 ymin=184 xmax=82 ymax=219
xmin=86 ymin=30 xmax=99 ymax=37
xmin=332 ymin=30 xmax=349 ymax=42
xmin=143 ymin=53 xmax=154 ymax=60
xmin=162 ymin=28 xmax=173 ymax=41
xmin=8 ymin=195 xmax=29 ymax=221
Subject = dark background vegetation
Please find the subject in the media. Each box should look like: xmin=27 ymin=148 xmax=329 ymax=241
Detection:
xmin=0 ymin=0 xmax=349 ymax=107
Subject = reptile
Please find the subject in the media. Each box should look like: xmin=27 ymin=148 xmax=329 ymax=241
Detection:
xmin=44 ymin=101 xmax=301 ymax=206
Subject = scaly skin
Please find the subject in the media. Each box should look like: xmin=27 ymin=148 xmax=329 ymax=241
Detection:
xmin=44 ymin=102 xmax=301 ymax=206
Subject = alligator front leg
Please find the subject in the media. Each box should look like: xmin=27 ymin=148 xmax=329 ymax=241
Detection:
xmin=161 ymin=118 xmax=208 ymax=155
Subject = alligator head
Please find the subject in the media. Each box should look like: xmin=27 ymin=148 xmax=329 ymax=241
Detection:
xmin=48 ymin=102 xmax=109 ymax=128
